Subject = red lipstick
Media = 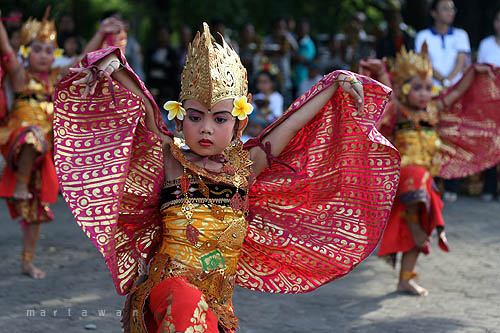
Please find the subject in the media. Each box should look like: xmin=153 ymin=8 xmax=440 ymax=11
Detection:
xmin=199 ymin=139 xmax=213 ymax=147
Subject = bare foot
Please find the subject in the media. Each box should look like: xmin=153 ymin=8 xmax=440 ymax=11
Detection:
xmin=13 ymin=182 xmax=33 ymax=200
xmin=397 ymin=279 xmax=429 ymax=296
xmin=21 ymin=261 xmax=46 ymax=279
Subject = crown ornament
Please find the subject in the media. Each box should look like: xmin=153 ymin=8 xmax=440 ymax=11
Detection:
xmin=179 ymin=22 xmax=248 ymax=109
xmin=19 ymin=7 xmax=57 ymax=47
xmin=391 ymin=42 xmax=432 ymax=89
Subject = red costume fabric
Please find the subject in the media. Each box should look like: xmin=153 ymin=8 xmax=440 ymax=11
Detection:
xmin=147 ymin=277 xmax=220 ymax=333
xmin=378 ymin=165 xmax=444 ymax=257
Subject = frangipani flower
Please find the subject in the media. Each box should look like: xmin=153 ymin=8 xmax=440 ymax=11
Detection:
xmin=232 ymin=96 xmax=253 ymax=120
xmin=19 ymin=45 xmax=31 ymax=58
xmin=431 ymin=85 xmax=442 ymax=97
xmin=164 ymin=101 xmax=186 ymax=121
xmin=54 ymin=48 xmax=64 ymax=59
xmin=401 ymin=83 xmax=411 ymax=95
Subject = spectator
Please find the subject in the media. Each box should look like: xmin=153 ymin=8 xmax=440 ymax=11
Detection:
xmin=476 ymin=7 xmax=500 ymax=201
xmin=293 ymin=19 xmax=316 ymax=97
xmin=262 ymin=17 xmax=296 ymax=106
xmin=178 ymin=25 xmax=192 ymax=74
xmin=4 ymin=8 xmax=22 ymax=30
xmin=415 ymin=0 xmax=470 ymax=88
xmin=211 ymin=18 xmax=235 ymax=49
xmin=123 ymin=19 xmax=145 ymax=80
xmin=252 ymin=70 xmax=284 ymax=123
xmin=52 ymin=35 xmax=81 ymax=68
xmin=57 ymin=12 xmax=76 ymax=47
xmin=146 ymin=24 xmax=179 ymax=116
xmin=318 ymin=33 xmax=349 ymax=73
xmin=238 ymin=23 xmax=261 ymax=89
xmin=297 ymin=62 xmax=323 ymax=97
xmin=376 ymin=2 xmax=415 ymax=59
xmin=344 ymin=12 xmax=376 ymax=70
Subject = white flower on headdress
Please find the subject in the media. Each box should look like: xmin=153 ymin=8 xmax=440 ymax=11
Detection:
xmin=19 ymin=45 xmax=31 ymax=58
xmin=232 ymin=96 xmax=253 ymax=120
xmin=164 ymin=101 xmax=186 ymax=121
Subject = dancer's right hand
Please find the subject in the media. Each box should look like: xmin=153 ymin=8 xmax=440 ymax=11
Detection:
xmin=99 ymin=17 xmax=123 ymax=35
xmin=69 ymin=55 xmax=120 ymax=97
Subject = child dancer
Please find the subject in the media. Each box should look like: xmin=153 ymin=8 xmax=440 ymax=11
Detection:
xmin=54 ymin=23 xmax=400 ymax=332
xmin=0 ymin=8 xmax=122 ymax=279
xmin=361 ymin=45 xmax=500 ymax=296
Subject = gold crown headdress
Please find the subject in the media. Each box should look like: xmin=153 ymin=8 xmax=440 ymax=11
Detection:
xmin=179 ymin=22 xmax=248 ymax=108
xmin=19 ymin=7 xmax=57 ymax=47
xmin=391 ymin=42 xmax=432 ymax=88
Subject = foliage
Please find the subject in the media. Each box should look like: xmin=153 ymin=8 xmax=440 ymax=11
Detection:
xmin=2 ymin=0 xmax=384 ymax=47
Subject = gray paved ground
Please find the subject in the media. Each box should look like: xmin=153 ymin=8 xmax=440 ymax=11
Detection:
xmin=1 ymin=196 xmax=499 ymax=332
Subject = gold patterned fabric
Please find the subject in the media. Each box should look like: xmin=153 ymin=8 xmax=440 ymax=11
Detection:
xmin=395 ymin=128 xmax=441 ymax=176
xmin=54 ymin=47 xmax=166 ymax=295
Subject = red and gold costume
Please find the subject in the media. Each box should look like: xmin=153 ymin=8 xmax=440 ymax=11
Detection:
xmin=0 ymin=14 xmax=59 ymax=223
xmin=54 ymin=24 xmax=401 ymax=332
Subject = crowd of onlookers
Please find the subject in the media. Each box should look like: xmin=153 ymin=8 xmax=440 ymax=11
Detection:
xmin=2 ymin=0 xmax=500 ymax=199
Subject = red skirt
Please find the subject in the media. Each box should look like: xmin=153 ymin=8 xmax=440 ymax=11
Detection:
xmin=0 ymin=126 xmax=58 ymax=223
xmin=378 ymin=165 xmax=444 ymax=257
xmin=146 ymin=277 xmax=222 ymax=333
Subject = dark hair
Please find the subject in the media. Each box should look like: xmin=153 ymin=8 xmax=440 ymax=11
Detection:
xmin=431 ymin=0 xmax=451 ymax=11
xmin=101 ymin=10 xmax=121 ymax=21
xmin=270 ymin=16 xmax=286 ymax=30
xmin=256 ymin=70 xmax=277 ymax=84
xmin=495 ymin=3 xmax=500 ymax=18
xmin=63 ymin=34 xmax=83 ymax=53
xmin=255 ymin=70 xmax=279 ymax=93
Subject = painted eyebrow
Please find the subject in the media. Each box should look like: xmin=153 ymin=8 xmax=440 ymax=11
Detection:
xmin=212 ymin=110 xmax=232 ymax=116
xmin=186 ymin=108 xmax=232 ymax=116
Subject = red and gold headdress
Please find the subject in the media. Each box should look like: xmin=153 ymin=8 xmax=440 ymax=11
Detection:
xmin=164 ymin=23 xmax=252 ymax=121
xmin=19 ymin=7 xmax=57 ymax=47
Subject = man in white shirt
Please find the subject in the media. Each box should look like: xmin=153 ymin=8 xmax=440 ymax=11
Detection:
xmin=415 ymin=0 xmax=470 ymax=88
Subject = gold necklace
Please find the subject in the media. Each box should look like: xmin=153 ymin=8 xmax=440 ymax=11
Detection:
xmin=172 ymin=138 xmax=253 ymax=246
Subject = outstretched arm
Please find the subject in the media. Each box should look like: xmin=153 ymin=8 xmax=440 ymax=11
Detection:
xmin=69 ymin=53 xmax=169 ymax=145
xmin=249 ymin=72 xmax=364 ymax=176
xmin=0 ymin=10 xmax=26 ymax=91
xmin=437 ymin=64 xmax=495 ymax=111
xmin=445 ymin=52 xmax=468 ymax=84
xmin=359 ymin=58 xmax=392 ymax=87
xmin=59 ymin=17 xmax=123 ymax=76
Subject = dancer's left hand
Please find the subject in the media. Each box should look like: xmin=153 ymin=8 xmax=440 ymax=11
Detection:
xmin=474 ymin=64 xmax=497 ymax=79
xmin=337 ymin=72 xmax=364 ymax=115
xmin=69 ymin=55 xmax=120 ymax=97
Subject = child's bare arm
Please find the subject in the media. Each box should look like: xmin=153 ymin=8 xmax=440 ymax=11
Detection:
xmin=249 ymin=72 xmax=364 ymax=176
xmin=71 ymin=53 xmax=166 ymax=141
xmin=437 ymin=64 xmax=495 ymax=111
